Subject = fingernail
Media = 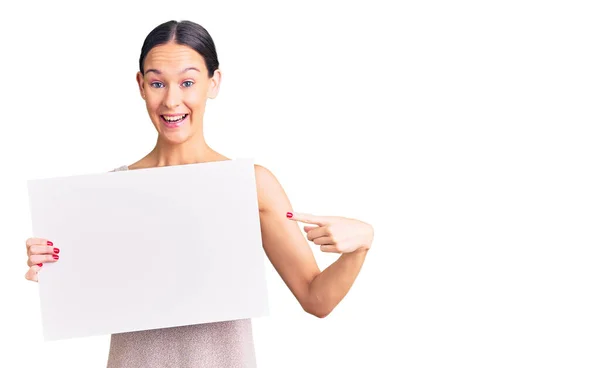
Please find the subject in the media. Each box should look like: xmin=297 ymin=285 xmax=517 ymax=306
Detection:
xmin=53 ymin=255 xmax=59 ymax=260
xmin=54 ymin=248 xmax=60 ymax=254
xmin=38 ymin=263 xmax=43 ymax=267
xmin=47 ymin=241 xmax=53 ymax=246
xmin=286 ymin=212 xmax=293 ymax=218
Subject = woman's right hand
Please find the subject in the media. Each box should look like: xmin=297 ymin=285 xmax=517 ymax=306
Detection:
xmin=25 ymin=238 xmax=60 ymax=282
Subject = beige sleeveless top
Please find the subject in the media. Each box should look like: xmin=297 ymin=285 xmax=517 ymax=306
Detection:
xmin=106 ymin=165 xmax=256 ymax=368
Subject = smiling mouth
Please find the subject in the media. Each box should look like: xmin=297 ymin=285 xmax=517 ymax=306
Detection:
xmin=161 ymin=114 xmax=189 ymax=123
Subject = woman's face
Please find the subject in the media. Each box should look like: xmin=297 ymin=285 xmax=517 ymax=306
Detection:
xmin=136 ymin=42 xmax=221 ymax=144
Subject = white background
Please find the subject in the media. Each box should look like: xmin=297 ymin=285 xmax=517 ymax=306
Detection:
xmin=0 ymin=1 xmax=599 ymax=367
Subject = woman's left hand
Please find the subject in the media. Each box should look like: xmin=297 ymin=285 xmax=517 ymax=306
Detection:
xmin=287 ymin=211 xmax=374 ymax=253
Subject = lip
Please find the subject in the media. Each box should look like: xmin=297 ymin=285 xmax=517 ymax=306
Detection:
xmin=160 ymin=113 xmax=189 ymax=129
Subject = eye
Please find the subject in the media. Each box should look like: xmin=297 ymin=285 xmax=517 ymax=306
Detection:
xmin=182 ymin=80 xmax=194 ymax=88
xmin=150 ymin=81 xmax=164 ymax=88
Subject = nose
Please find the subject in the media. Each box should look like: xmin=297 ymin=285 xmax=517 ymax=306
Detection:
xmin=163 ymin=86 xmax=182 ymax=109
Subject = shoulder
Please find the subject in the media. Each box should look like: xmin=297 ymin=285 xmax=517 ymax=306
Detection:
xmin=254 ymin=164 xmax=275 ymax=182
xmin=254 ymin=164 xmax=282 ymax=191
xmin=253 ymin=164 xmax=290 ymax=212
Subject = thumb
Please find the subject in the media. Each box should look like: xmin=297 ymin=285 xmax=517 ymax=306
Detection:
xmin=303 ymin=225 xmax=319 ymax=233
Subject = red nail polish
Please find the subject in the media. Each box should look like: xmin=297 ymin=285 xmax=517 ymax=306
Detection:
xmin=47 ymin=241 xmax=53 ymax=246
xmin=53 ymin=255 xmax=59 ymax=260
xmin=54 ymin=248 xmax=60 ymax=254
xmin=38 ymin=263 xmax=43 ymax=267
xmin=286 ymin=212 xmax=293 ymax=218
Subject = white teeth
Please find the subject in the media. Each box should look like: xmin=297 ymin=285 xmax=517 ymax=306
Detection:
xmin=163 ymin=114 xmax=186 ymax=122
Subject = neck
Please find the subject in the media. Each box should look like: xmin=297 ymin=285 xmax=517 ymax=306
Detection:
xmin=149 ymin=132 xmax=217 ymax=167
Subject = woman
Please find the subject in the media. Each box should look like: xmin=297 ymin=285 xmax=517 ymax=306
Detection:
xmin=24 ymin=20 xmax=374 ymax=367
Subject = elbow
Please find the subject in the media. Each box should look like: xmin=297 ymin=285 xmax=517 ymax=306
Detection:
xmin=312 ymin=310 xmax=331 ymax=319
xmin=302 ymin=300 xmax=332 ymax=319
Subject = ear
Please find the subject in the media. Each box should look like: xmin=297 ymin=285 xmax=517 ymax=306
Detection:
xmin=136 ymin=72 xmax=146 ymax=100
xmin=207 ymin=69 xmax=222 ymax=99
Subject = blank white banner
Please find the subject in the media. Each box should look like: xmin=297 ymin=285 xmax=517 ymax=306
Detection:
xmin=27 ymin=159 xmax=269 ymax=341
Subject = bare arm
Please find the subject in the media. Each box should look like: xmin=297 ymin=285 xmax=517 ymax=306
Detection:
xmin=304 ymin=248 xmax=369 ymax=318
xmin=255 ymin=165 xmax=373 ymax=318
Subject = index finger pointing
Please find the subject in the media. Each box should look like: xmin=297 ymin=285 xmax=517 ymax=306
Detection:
xmin=287 ymin=212 xmax=329 ymax=226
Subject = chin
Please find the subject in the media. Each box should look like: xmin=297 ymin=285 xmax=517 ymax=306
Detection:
xmin=159 ymin=130 xmax=193 ymax=145
xmin=152 ymin=119 xmax=192 ymax=143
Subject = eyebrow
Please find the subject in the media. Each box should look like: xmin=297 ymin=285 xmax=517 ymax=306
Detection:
xmin=144 ymin=67 xmax=201 ymax=75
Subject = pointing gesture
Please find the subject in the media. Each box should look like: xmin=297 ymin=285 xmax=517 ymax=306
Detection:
xmin=287 ymin=212 xmax=374 ymax=253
